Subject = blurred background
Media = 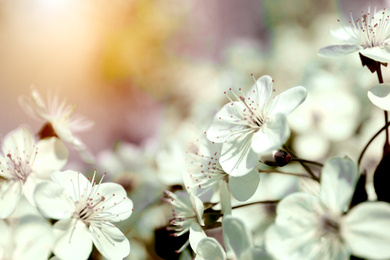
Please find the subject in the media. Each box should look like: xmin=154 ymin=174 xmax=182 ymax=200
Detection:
xmin=1 ymin=0 xmax=389 ymax=258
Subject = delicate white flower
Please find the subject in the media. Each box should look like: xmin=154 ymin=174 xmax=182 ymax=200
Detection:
xmin=19 ymin=86 xmax=95 ymax=162
xmin=206 ymin=75 xmax=307 ymax=176
xmin=186 ymin=134 xmax=260 ymax=205
xmin=319 ymin=4 xmax=390 ymax=62
xmin=0 ymin=215 xmax=53 ymax=260
xmin=0 ymin=128 xmax=68 ymax=218
xmin=195 ymin=215 xmax=272 ymax=260
xmin=162 ymin=189 xmax=205 ymax=253
xmin=266 ymin=157 xmax=390 ymax=260
xmin=34 ymin=170 xmax=134 ymax=260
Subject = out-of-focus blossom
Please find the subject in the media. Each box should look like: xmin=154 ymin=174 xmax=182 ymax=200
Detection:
xmin=0 ymin=215 xmax=53 ymax=260
xmin=0 ymin=127 xmax=68 ymax=218
xmin=195 ymin=215 xmax=272 ymax=260
xmin=288 ymin=72 xmax=360 ymax=160
xmin=319 ymin=4 xmax=390 ymax=62
xmin=19 ymin=86 xmax=94 ymax=162
xmin=266 ymin=157 xmax=390 ymax=260
xmin=34 ymin=170 xmax=133 ymax=260
xmin=207 ymin=75 xmax=307 ymax=176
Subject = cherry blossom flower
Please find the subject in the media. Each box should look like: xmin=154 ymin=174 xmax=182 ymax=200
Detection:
xmin=195 ymin=215 xmax=272 ymax=260
xmin=162 ymin=189 xmax=206 ymax=253
xmin=34 ymin=170 xmax=134 ymax=260
xmin=206 ymin=75 xmax=307 ymax=176
xmin=186 ymin=134 xmax=260 ymax=204
xmin=319 ymin=4 xmax=390 ymax=62
xmin=0 ymin=127 xmax=68 ymax=218
xmin=266 ymin=157 xmax=390 ymax=260
xmin=19 ymin=86 xmax=95 ymax=162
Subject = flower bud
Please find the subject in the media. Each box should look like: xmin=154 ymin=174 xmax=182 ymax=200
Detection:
xmin=260 ymin=150 xmax=291 ymax=167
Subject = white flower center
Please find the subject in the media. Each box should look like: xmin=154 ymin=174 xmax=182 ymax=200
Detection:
xmin=340 ymin=4 xmax=390 ymax=48
xmin=319 ymin=212 xmax=341 ymax=239
xmin=224 ymin=88 xmax=269 ymax=131
xmin=70 ymin=172 xmax=127 ymax=227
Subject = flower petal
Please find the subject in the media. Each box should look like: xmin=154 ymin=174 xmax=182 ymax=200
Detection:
xmin=189 ymin=222 xmax=207 ymax=253
xmin=220 ymin=132 xmax=259 ymax=177
xmin=320 ymin=157 xmax=358 ymax=212
xmin=220 ymin=180 xmax=232 ymax=215
xmin=189 ymin=192 xmax=205 ymax=226
xmin=251 ymin=114 xmax=290 ymax=154
xmin=367 ymin=84 xmax=390 ymax=111
xmin=13 ymin=215 xmax=53 ymax=260
xmin=195 ymin=237 xmax=225 ymax=260
xmin=3 ymin=128 xmax=34 ymax=163
xmin=229 ymin=168 xmax=259 ymax=201
xmin=266 ymin=193 xmax=337 ymax=260
xmin=33 ymin=137 xmax=69 ymax=179
xmin=223 ymin=215 xmax=252 ymax=259
xmin=90 ymin=223 xmax=130 ymax=260
xmin=267 ymin=86 xmax=307 ymax=116
xmin=0 ymin=181 xmax=22 ymax=218
xmin=94 ymin=182 xmax=133 ymax=222
xmin=343 ymin=202 xmax=390 ymax=259
xmin=246 ymin=75 xmax=273 ymax=110
xmin=33 ymin=181 xmax=73 ymax=220
xmin=51 ymin=171 xmax=91 ymax=202
xmin=206 ymin=102 xmax=246 ymax=143
xmin=360 ymin=46 xmax=390 ymax=63
xmin=53 ymin=219 xmax=92 ymax=260
xmin=318 ymin=44 xmax=362 ymax=57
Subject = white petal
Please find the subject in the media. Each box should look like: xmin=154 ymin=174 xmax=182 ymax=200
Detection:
xmin=90 ymin=222 xmax=130 ymax=260
xmin=219 ymin=180 xmax=232 ymax=215
xmin=368 ymin=84 xmax=390 ymax=111
xmin=33 ymin=137 xmax=69 ymax=179
xmin=220 ymin=132 xmax=259 ymax=177
xmin=344 ymin=202 xmax=390 ymax=259
xmin=13 ymin=215 xmax=53 ymax=260
xmin=53 ymin=219 xmax=92 ymax=260
xmin=318 ymin=44 xmax=362 ymax=57
xmin=223 ymin=215 xmax=252 ymax=259
xmin=33 ymin=181 xmax=73 ymax=219
xmin=320 ymin=157 xmax=358 ymax=212
xmin=360 ymin=46 xmax=390 ymax=63
xmin=189 ymin=192 xmax=205 ymax=226
xmin=267 ymin=86 xmax=307 ymax=116
xmin=0 ymin=181 xmax=22 ymax=218
xmin=94 ymin=182 xmax=133 ymax=222
xmin=206 ymin=102 xmax=246 ymax=143
xmin=3 ymin=128 xmax=34 ymax=162
xmin=251 ymin=114 xmax=290 ymax=154
xmin=189 ymin=222 xmax=207 ymax=252
xmin=195 ymin=237 xmax=225 ymax=260
xmin=266 ymin=224 xmax=348 ymax=260
xmin=246 ymin=75 xmax=273 ymax=110
xmin=229 ymin=168 xmax=259 ymax=201
xmin=51 ymin=171 xmax=91 ymax=201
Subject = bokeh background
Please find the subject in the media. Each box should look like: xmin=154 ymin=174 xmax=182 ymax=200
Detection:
xmin=1 ymin=0 xmax=389 ymax=258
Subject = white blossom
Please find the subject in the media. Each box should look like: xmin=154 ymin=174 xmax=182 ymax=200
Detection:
xmin=206 ymin=75 xmax=307 ymax=176
xmin=266 ymin=157 xmax=390 ymax=260
xmin=0 ymin=128 xmax=68 ymax=218
xmin=34 ymin=170 xmax=133 ymax=260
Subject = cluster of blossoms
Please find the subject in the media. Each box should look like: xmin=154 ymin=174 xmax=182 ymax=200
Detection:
xmin=5 ymin=2 xmax=390 ymax=260
xmin=0 ymin=88 xmax=134 ymax=260
xmin=159 ymin=3 xmax=390 ymax=260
